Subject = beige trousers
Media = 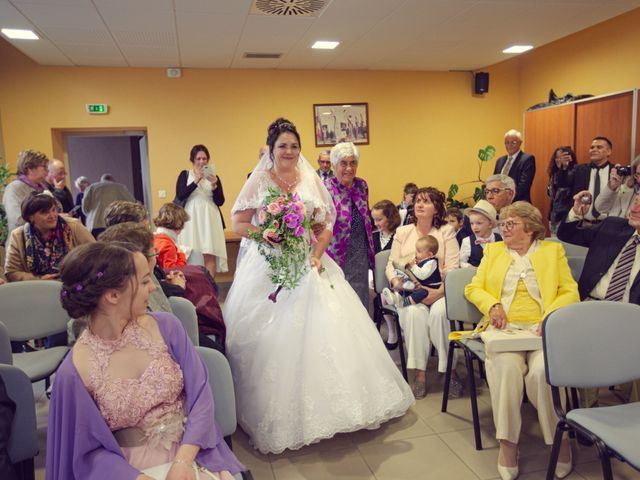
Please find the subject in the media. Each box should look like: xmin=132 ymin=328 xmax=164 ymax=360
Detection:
xmin=485 ymin=349 xmax=558 ymax=445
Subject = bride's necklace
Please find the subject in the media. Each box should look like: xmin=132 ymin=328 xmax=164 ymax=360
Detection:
xmin=271 ymin=168 xmax=299 ymax=192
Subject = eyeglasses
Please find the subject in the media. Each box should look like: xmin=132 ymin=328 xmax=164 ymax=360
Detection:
xmin=146 ymin=250 xmax=159 ymax=258
xmin=484 ymin=187 xmax=511 ymax=196
xmin=498 ymin=220 xmax=523 ymax=231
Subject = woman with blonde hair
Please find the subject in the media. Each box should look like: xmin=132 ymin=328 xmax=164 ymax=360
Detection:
xmin=465 ymin=201 xmax=579 ymax=480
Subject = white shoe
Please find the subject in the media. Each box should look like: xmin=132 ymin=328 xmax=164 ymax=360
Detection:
xmin=381 ymin=288 xmax=396 ymax=306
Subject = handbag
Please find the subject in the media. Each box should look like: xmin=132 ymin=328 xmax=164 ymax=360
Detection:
xmin=142 ymin=462 xmax=220 ymax=479
xmin=480 ymin=324 xmax=542 ymax=354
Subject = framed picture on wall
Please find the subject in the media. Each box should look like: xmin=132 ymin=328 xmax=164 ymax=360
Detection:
xmin=313 ymin=103 xmax=369 ymax=147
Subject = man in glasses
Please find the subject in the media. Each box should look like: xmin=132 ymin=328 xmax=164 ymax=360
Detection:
xmin=493 ymin=129 xmax=536 ymax=202
xmin=316 ymin=150 xmax=334 ymax=181
xmin=458 ymin=174 xmax=515 ymax=241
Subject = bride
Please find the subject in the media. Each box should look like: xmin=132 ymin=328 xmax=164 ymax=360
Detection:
xmin=224 ymin=118 xmax=414 ymax=454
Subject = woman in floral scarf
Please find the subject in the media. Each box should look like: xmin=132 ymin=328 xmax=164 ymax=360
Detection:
xmin=5 ymin=193 xmax=94 ymax=282
xmin=325 ymin=142 xmax=375 ymax=307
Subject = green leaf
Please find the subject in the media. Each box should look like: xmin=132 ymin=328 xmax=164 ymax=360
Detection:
xmin=473 ymin=186 xmax=484 ymax=202
xmin=447 ymin=183 xmax=459 ymax=200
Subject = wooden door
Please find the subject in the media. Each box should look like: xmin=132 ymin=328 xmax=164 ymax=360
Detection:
xmin=524 ymin=103 xmax=575 ymax=227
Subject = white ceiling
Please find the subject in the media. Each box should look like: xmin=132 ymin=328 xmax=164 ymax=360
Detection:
xmin=1 ymin=0 xmax=640 ymax=70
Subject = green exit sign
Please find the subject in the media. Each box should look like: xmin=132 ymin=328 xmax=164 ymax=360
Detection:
xmin=86 ymin=104 xmax=108 ymax=114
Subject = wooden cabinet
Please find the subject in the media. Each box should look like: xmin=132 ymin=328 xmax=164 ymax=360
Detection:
xmin=524 ymin=89 xmax=638 ymax=229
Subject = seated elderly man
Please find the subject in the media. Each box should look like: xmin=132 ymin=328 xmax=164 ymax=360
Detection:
xmin=458 ymin=174 xmax=516 ymax=241
xmin=466 ymin=201 xmax=579 ymax=480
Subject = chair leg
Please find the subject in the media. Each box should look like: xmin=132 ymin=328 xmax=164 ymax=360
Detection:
xmin=394 ymin=314 xmax=408 ymax=381
xmin=546 ymin=423 xmax=566 ymax=480
xmin=594 ymin=439 xmax=614 ymax=480
xmin=441 ymin=341 xmax=456 ymax=413
xmin=464 ymin=349 xmax=482 ymax=450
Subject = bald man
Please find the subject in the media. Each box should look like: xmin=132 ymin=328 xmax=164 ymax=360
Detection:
xmin=44 ymin=159 xmax=74 ymax=212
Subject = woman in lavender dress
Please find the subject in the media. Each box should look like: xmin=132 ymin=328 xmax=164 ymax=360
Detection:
xmin=46 ymin=242 xmax=243 ymax=480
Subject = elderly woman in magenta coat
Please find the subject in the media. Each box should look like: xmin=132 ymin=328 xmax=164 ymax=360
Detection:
xmin=325 ymin=142 xmax=375 ymax=308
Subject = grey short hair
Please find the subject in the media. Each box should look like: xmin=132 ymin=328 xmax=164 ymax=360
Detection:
xmin=101 ymin=173 xmax=115 ymax=182
xmin=504 ymin=129 xmax=523 ymax=141
xmin=16 ymin=149 xmax=49 ymax=175
xmin=74 ymin=176 xmax=90 ymax=190
xmin=330 ymin=142 xmax=360 ymax=167
xmin=318 ymin=150 xmax=331 ymax=159
xmin=485 ymin=174 xmax=516 ymax=191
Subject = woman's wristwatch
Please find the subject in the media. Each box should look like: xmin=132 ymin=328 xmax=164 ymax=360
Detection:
xmin=490 ymin=303 xmax=502 ymax=311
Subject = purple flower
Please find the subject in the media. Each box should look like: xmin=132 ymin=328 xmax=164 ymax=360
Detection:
xmin=284 ymin=212 xmax=301 ymax=229
xmin=294 ymin=225 xmax=305 ymax=237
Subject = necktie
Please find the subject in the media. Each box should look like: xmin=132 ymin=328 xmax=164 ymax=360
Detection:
xmin=322 ymin=172 xmax=327 ymax=181
xmin=604 ymin=236 xmax=640 ymax=301
xmin=592 ymin=166 xmax=602 ymax=218
xmin=501 ymin=156 xmax=514 ymax=175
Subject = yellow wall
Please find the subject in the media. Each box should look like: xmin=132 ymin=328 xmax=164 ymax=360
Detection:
xmin=2 ymin=6 xmax=639 ymax=220
xmin=0 ymin=38 xmax=520 ymax=218
xmin=513 ymin=7 xmax=640 ymax=115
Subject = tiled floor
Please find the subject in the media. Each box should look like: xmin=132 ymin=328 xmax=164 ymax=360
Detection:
xmin=31 ymin=284 xmax=640 ymax=479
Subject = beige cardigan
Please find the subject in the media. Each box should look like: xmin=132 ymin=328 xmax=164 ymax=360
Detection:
xmin=4 ymin=216 xmax=95 ymax=282
xmin=385 ymin=223 xmax=460 ymax=282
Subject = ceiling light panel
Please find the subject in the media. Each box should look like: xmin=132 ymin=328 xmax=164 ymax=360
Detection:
xmin=312 ymin=40 xmax=339 ymax=49
xmin=1 ymin=28 xmax=38 ymax=39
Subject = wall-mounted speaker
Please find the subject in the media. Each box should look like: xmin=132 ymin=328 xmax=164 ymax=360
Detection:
xmin=474 ymin=72 xmax=489 ymax=94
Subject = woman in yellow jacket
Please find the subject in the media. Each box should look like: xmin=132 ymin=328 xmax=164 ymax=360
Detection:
xmin=465 ymin=202 xmax=579 ymax=480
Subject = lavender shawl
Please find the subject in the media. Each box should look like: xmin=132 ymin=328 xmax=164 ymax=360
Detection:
xmin=45 ymin=312 xmax=244 ymax=480
xmin=325 ymin=176 xmax=375 ymax=269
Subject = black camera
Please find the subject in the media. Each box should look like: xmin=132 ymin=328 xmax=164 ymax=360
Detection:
xmin=616 ymin=166 xmax=632 ymax=177
xmin=579 ymin=194 xmax=592 ymax=205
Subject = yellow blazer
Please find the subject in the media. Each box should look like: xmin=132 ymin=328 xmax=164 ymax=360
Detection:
xmin=464 ymin=240 xmax=579 ymax=322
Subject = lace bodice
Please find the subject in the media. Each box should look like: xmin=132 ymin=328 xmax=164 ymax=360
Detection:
xmin=232 ymin=170 xmax=334 ymax=229
xmin=78 ymin=321 xmax=185 ymax=432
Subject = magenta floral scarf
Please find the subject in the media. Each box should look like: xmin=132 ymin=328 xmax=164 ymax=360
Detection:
xmin=325 ymin=176 xmax=374 ymax=269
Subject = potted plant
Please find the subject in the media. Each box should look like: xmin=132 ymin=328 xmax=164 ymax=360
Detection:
xmin=446 ymin=145 xmax=496 ymax=208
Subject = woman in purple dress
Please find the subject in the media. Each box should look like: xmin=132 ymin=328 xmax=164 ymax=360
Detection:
xmin=46 ymin=242 xmax=243 ymax=480
xmin=325 ymin=142 xmax=375 ymax=307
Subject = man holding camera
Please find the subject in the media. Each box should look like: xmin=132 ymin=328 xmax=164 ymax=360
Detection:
xmin=593 ymin=156 xmax=640 ymax=218
xmin=570 ymin=136 xmax=614 ymax=221
xmin=558 ymin=187 xmax=640 ymax=406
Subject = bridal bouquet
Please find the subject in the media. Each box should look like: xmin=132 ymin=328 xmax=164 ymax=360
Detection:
xmin=249 ymin=188 xmax=313 ymax=302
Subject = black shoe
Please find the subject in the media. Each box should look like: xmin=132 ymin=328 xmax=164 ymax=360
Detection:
xmin=384 ymin=340 xmax=398 ymax=350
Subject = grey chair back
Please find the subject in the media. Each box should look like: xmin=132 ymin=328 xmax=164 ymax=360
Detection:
xmin=0 ymin=364 xmax=38 ymax=463
xmin=444 ymin=268 xmax=482 ymax=324
xmin=195 ymin=346 xmax=237 ymax=437
xmin=546 ymin=236 xmax=588 ymax=258
xmin=567 ymin=256 xmax=585 ymax=282
xmin=543 ymin=301 xmax=640 ymax=388
xmin=0 ymin=321 xmax=13 ymax=365
xmin=169 ymin=296 xmax=199 ymax=346
xmin=0 ymin=280 xmax=70 ymax=341
xmin=374 ymin=250 xmax=392 ymax=294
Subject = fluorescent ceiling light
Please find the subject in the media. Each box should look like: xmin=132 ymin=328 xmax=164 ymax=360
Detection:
xmin=502 ymin=45 xmax=533 ymax=54
xmin=312 ymin=41 xmax=339 ymax=50
xmin=1 ymin=28 xmax=39 ymax=40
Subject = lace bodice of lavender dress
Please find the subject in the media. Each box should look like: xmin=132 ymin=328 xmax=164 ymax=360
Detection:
xmin=78 ymin=321 xmax=185 ymax=435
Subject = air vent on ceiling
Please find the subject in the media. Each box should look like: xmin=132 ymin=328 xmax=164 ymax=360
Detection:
xmin=250 ymin=0 xmax=330 ymax=17
xmin=244 ymin=52 xmax=282 ymax=59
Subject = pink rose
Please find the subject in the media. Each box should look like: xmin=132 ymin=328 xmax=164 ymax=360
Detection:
xmin=267 ymin=202 xmax=281 ymax=215
xmin=258 ymin=209 xmax=267 ymax=224
xmin=295 ymin=201 xmax=306 ymax=215
xmin=272 ymin=220 xmax=279 ymax=229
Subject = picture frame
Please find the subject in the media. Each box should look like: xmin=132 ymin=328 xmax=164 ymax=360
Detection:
xmin=313 ymin=103 xmax=369 ymax=147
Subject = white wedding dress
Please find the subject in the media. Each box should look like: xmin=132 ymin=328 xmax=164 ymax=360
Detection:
xmin=224 ymin=156 xmax=414 ymax=454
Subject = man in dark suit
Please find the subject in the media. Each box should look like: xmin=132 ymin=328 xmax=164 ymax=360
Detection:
xmin=43 ymin=158 xmax=74 ymax=213
xmin=558 ymin=192 xmax=640 ymax=405
xmin=569 ymin=136 xmax=614 ymax=221
xmin=493 ymin=129 xmax=536 ymax=202
xmin=316 ymin=150 xmax=334 ymax=181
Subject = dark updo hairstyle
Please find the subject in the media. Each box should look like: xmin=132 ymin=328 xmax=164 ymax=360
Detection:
xmin=413 ymin=187 xmax=447 ymax=229
xmin=189 ymin=144 xmax=210 ymax=163
xmin=266 ymin=118 xmax=301 ymax=160
xmin=59 ymin=242 xmax=137 ymax=319
xmin=21 ymin=192 xmax=58 ymax=221
xmin=372 ymin=199 xmax=401 ymax=232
